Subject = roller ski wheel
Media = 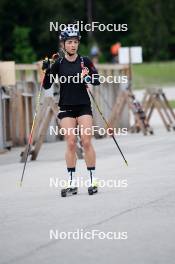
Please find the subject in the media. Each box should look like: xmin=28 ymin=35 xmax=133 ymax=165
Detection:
xmin=61 ymin=187 xmax=78 ymax=197
xmin=149 ymin=129 xmax=154 ymax=135
xmin=145 ymin=124 xmax=154 ymax=135
xmin=88 ymin=186 xmax=98 ymax=195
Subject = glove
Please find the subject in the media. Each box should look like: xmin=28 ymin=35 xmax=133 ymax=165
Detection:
xmin=84 ymin=75 xmax=91 ymax=84
xmin=81 ymin=67 xmax=89 ymax=78
xmin=51 ymin=53 xmax=59 ymax=61
xmin=81 ymin=67 xmax=91 ymax=84
xmin=42 ymin=57 xmax=50 ymax=72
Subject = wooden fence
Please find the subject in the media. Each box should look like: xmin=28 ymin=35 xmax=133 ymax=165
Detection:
xmin=0 ymin=63 xmax=129 ymax=150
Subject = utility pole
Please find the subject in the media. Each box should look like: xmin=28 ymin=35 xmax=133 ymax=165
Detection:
xmin=85 ymin=0 xmax=93 ymax=41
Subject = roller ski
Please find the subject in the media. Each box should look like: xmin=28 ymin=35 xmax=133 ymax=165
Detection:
xmin=88 ymin=178 xmax=98 ymax=195
xmin=61 ymin=187 xmax=78 ymax=197
xmin=61 ymin=180 xmax=78 ymax=197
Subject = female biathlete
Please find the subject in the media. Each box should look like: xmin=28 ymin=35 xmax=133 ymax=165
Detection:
xmin=42 ymin=26 xmax=100 ymax=196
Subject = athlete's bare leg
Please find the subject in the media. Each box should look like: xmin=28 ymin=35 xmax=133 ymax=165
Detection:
xmin=77 ymin=115 xmax=96 ymax=167
xmin=60 ymin=117 xmax=77 ymax=167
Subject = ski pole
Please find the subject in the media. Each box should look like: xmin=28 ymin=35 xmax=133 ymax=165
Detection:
xmin=19 ymin=72 xmax=45 ymax=187
xmin=87 ymin=88 xmax=128 ymax=166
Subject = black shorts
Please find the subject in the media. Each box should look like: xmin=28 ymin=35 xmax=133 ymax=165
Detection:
xmin=58 ymin=105 xmax=93 ymax=120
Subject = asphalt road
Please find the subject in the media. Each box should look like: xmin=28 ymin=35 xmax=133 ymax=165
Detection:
xmin=0 ymin=127 xmax=175 ymax=264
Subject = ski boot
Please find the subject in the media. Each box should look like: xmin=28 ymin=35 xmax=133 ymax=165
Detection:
xmin=61 ymin=180 xmax=78 ymax=197
xmin=88 ymin=178 xmax=98 ymax=195
xmin=148 ymin=127 xmax=154 ymax=135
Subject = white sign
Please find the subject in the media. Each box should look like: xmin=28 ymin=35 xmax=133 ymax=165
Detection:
xmin=0 ymin=61 xmax=16 ymax=86
xmin=118 ymin=47 xmax=143 ymax=64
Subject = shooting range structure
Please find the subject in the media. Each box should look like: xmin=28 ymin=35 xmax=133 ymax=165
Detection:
xmin=142 ymin=89 xmax=175 ymax=131
xmin=107 ymin=89 xmax=154 ymax=136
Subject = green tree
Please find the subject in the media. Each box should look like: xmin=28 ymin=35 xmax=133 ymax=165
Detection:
xmin=13 ymin=26 xmax=36 ymax=63
xmin=0 ymin=0 xmax=175 ymax=62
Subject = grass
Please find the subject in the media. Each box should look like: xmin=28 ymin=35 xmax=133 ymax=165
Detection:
xmin=169 ymin=100 xmax=175 ymax=108
xmin=132 ymin=61 xmax=175 ymax=90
